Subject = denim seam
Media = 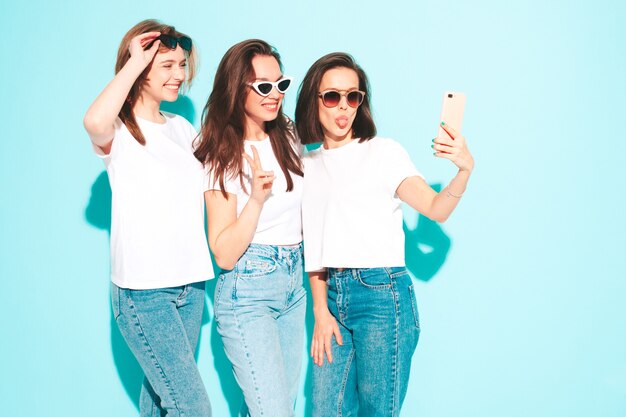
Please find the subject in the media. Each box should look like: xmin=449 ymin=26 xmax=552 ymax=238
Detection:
xmin=112 ymin=285 xmax=121 ymax=320
xmin=125 ymin=291 xmax=182 ymax=416
xmin=214 ymin=275 xmax=227 ymax=322
xmin=355 ymin=269 xmax=393 ymax=290
xmin=408 ymin=284 xmax=420 ymax=329
xmin=231 ymin=304 xmax=264 ymax=416
xmin=239 ymin=259 xmax=278 ymax=278
xmin=389 ymin=268 xmax=408 ymax=279
xmin=390 ymin=279 xmax=400 ymax=417
xmin=337 ymin=347 xmax=356 ymax=417
xmin=176 ymin=284 xmax=190 ymax=307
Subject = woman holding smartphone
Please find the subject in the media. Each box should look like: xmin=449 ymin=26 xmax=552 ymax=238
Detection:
xmin=83 ymin=20 xmax=213 ymax=417
xmin=295 ymin=52 xmax=474 ymax=417
xmin=194 ymin=39 xmax=305 ymax=417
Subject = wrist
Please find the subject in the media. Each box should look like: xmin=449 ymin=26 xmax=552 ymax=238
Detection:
xmin=246 ymin=197 xmax=265 ymax=211
xmin=313 ymin=305 xmax=331 ymax=317
xmin=125 ymin=57 xmax=149 ymax=74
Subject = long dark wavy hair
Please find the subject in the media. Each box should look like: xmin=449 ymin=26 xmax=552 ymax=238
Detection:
xmin=115 ymin=19 xmax=197 ymax=145
xmin=295 ymin=52 xmax=376 ymax=144
xmin=194 ymin=39 xmax=302 ymax=198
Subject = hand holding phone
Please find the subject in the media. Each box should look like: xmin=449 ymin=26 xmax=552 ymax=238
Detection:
xmin=433 ymin=92 xmax=474 ymax=172
xmin=437 ymin=92 xmax=466 ymax=141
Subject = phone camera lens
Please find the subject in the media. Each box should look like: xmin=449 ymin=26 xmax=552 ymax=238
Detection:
xmin=448 ymin=94 xmax=453 ymax=98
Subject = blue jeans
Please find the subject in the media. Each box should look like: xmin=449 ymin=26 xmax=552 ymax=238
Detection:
xmin=112 ymin=282 xmax=211 ymax=417
xmin=312 ymin=267 xmax=420 ymax=417
xmin=214 ymin=243 xmax=306 ymax=417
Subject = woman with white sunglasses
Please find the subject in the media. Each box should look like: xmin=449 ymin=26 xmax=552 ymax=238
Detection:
xmin=83 ymin=20 xmax=213 ymax=417
xmin=295 ymin=52 xmax=474 ymax=417
xmin=194 ymin=39 xmax=305 ymax=417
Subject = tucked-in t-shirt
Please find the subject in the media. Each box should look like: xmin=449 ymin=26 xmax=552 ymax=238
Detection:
xmin=206 ymin=136 xmax=303 ymax=245
xmin=302 ymin=137 xmax=423 ymax=272
xmin=95 ymin=112 xmax=214 ymax=289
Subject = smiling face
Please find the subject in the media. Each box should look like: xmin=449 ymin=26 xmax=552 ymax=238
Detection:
xmin=140 ymin=46 xmax=187 ymax=104
xmin=243 ymin=54 xmax=284 ymax=138
xmin=317 ymin=67 xmax=360 ymax=148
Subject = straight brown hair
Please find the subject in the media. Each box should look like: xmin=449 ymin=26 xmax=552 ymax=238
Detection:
xmin=194 ymin=39 xmax=302 ymax=198
xmin=115 ymin=19 xmax=197 ymax=145
xmin=295 ymin=52 xmax=376 ymax=144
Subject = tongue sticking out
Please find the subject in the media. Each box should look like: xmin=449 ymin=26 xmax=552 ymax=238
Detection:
xmin=336 ymin=117 xmax=349 ymax=129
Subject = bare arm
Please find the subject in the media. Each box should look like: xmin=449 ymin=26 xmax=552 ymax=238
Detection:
xmin=309 ymin=271 xmax=343 ymax=366
xmin=206 ymin=146 xmax=275 ymax=270
xmin=398 ymin=122 xmax=474 ymax=222
xmin=83 ymin=32 xmax=161 ymax=153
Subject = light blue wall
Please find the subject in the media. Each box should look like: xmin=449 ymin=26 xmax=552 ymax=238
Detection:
xmin=1 ymin=0 xmax=625 ymax=416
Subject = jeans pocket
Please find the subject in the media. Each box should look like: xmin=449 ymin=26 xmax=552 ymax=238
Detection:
xmin=356 ymin=268 xmax=392 ymax=289
xmin=111 ymin=284 xmax=121 ymax=320
xmin=238 ymin=258 xmax=278 ymax=278
xmin=408 ymin=284 xmax=420 ymax=329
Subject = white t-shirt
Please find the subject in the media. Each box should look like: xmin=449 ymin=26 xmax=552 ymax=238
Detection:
xmin=206 ymin=136 xmax=303 ymax=245
xmin=95 ymin=112 xmax=214 ymax=289
xmin=302 ymin=137 xmax=423 ymax=272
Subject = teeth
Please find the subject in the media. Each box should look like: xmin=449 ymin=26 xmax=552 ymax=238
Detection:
xmin=165 ymin=85 xmax=180 ymax=90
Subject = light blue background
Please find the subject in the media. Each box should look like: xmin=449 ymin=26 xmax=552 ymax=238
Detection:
xmin=1 ymin=0 xmax=625 ymax=416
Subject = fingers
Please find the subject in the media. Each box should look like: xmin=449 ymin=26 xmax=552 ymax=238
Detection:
xmin=242 ymin=152 xmax=254 ymax=168
xmin=440 ymin=121 xmax=459 ymax=140
xmin=311 ymin=334 xmax=325 ymax=366
xmin=324 ymin=335 xmax=333 ymax=364
xmin=243 ymin=146 xmax=265 ymax=170
xmin=250 ymin=145 xmax=263 ymax=169
xmin=334 ymin=323 xmax=343 ymax=346
xmin=135 ymin=32 xmax=160 ymax=48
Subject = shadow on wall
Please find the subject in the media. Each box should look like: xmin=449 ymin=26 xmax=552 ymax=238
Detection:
xmin=85 ymin=171 xmax=144 ymax=410
xmin=404 ymin=183 xmax=452 ymax=282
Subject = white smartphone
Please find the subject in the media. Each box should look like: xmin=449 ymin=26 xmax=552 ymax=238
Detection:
xmin=437 ymin=92 xmax=466 ymax=140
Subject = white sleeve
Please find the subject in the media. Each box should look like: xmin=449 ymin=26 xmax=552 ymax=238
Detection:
xmin=92 ymin=118 xmax=124 ymax=160
xmin=381 ymin=139 xmax=424 ymax=196
xmin=205 ymin=167 xmax=239 ymax=195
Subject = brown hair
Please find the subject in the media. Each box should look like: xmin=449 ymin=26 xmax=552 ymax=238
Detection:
xmin=295 ymin=52 xmax=376 ymax=144
xmin=194 ymin=39 xmax=302 ymax=197
xmin=115 ymin=19 xmax=197 ymax=145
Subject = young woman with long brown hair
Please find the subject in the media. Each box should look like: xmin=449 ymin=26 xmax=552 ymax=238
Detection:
xmin=83 ymin=19 xmax=213 ymax=417
xmin=296 ymin=52 xmax=474 ymax=417
xmin=194 ymin=39 xmax=305 ymax=417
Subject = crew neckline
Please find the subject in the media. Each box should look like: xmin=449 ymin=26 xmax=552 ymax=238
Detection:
xmin=320 ymin=138 xmax=361 ymax=153
xmin=136 ymin=112 xmax=168 ymax=126
xmin=245 ymin=136 xmax=270 ymax=143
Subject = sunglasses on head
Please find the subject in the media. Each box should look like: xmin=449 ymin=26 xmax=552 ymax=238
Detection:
xmin=147 ymin=34 xmax=192 ymax=52
xmin=248 ymin=77 xmax=293 ymax=97
xmin=318 ymin=90 xmax=365 ymax=108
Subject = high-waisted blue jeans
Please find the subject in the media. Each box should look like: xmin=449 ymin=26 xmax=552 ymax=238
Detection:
xmin=312 ymin=267 xmax=420 ymax=417
xmin=112 ymin=282 xmax=211 ymax=417
xmin=214 ymin=243 xmax=306 ymax=417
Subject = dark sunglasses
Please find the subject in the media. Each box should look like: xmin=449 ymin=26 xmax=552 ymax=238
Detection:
xmin=318 ymin=90 xmax=365 ymax=108
xmin=147 ymin=34 xmax=192 ymax=52
xmin=248 ymin=77 xmax=293 ymax=97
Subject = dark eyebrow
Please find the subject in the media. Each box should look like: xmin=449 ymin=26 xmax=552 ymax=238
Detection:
xmin=253 ymin=75 xmax=284 ymax=82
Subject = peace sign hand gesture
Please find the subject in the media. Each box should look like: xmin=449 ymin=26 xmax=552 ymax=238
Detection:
xmin=127 ymin=32 xmax=162 ymax=69
xmin=243 ymin=145 xmax=275 ymax=205
xmin=433 ymin=122 xmax=474 ymax=173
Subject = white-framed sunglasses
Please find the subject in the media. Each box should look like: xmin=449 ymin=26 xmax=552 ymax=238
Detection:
xmin=248 ymin=77 xmax=293 ymax=97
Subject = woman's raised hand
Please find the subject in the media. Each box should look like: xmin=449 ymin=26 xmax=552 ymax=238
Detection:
xmin=243 ymin=145 xmax=275 ymax=205
xmin=433 ymin=122 xmax=474 ymax=173
xmin=128 ymin=32 xmax=162 ymax=68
